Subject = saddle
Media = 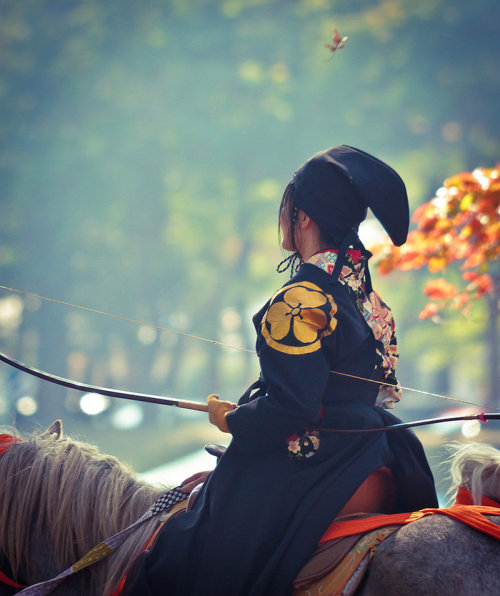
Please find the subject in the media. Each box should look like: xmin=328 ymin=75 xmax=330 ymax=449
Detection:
xmin=292 ymin=466 xmax=398 ymax=595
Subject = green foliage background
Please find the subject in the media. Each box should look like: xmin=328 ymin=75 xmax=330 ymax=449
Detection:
xmin=0 ymin=0 xmax=498 ymax=471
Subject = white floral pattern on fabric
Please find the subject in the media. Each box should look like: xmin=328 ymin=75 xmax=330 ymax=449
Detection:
xmin=307 ymin=249 xmax=401 ymax=407
xmin=286 ymin=431 xmax=320 ymax=459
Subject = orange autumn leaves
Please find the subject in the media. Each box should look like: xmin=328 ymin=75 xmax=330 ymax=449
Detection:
xmin=374 ymin=165 xmax=500 ymax=319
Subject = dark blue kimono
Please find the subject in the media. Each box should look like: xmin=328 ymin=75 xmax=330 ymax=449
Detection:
xmin=125 ymin=249 xmax=437 ymax=596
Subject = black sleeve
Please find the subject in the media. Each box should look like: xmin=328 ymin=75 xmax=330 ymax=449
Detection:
xmin=226 ymin=280 xmax=337 ymax=453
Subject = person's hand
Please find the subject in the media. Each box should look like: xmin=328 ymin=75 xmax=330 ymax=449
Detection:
xmin=207 ymin=394 xmax=237 ymax=433
xmin=180 ymin=470 xmax=212 ymax=494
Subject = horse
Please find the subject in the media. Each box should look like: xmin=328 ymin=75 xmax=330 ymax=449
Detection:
xmin=0 ymin=422 xmax=499 ymax=595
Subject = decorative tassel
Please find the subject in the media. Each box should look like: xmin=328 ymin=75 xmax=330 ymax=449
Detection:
xmin=276 ymin=252 xmax=301 ymax=276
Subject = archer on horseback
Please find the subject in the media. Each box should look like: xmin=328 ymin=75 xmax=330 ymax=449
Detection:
xmin=124 ymin=146 xmax=439 ymax=596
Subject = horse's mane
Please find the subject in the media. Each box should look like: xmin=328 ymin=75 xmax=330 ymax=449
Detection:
xmin=448 ymin=441 xmax=500 ymax=504
xmin=0 ymin=424 xmax=167 ymax=595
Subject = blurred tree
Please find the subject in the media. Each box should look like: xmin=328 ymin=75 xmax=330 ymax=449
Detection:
xmin=374 ymin=165 xmax=500 ymax=406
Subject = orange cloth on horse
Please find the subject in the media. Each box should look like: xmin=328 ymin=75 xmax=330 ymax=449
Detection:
xmin=454 ymin=484 xmax=500 ymax=508
xmin=319 ymin=487 xmax=500 ymax=544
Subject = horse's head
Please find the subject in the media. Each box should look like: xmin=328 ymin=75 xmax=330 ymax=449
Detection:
xmin=0 ymin=420 xmax=166 ymax=595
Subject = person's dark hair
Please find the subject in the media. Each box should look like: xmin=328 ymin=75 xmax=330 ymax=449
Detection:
xmin=277 ymin=183 xmax=342 ymax=275
xmin=277 ymin=183 xmax=301 ymax=275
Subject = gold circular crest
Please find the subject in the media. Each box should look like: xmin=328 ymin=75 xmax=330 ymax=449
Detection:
xmin=261 ymin=281 xmax=337 ymax=354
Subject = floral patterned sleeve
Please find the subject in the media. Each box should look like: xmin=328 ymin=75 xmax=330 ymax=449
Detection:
xmin=362 ymin=289 xmax=402 ymax=408
xmin=226 ymin=281 xmax=337 ymax=454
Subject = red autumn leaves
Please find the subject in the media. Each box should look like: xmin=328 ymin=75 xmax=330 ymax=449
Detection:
xmin=373 ymin=165 xmax=500 ymax=319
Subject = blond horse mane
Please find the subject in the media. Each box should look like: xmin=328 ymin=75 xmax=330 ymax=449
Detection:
xmin=0 ymin=422 xmax=167 ymax=595
xmin=448 ymin=441 xmax=500 ymax=504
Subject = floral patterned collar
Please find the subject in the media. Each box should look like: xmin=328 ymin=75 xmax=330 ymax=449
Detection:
xmin=307 ymin=249 xmax=366 ymax=283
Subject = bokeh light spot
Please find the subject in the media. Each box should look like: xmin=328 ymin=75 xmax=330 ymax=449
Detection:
xmin=461 ymin=419 xmax=481 ymax=439
xmin=111 ymin=403 xmax=144 ymax=430
xmin=80 ymin=393 xmax=110 ymax=416
xmin=16 ymin=396 xmax=38 ymax=416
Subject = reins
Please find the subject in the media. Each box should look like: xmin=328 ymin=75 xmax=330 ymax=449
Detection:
xmin=0 ymin=569 xmax=25 ymax=589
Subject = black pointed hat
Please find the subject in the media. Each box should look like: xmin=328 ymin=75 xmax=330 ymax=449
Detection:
xmin=291 ymin=145 xmax=409 ymax=246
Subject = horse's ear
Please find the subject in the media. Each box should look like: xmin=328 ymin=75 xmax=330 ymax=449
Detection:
xmin=42 ymin=419 xmax=63 ymax=440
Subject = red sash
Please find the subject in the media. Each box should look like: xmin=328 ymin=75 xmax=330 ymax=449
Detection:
xmin=319 ymin=487 xmax=500 ymax=544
